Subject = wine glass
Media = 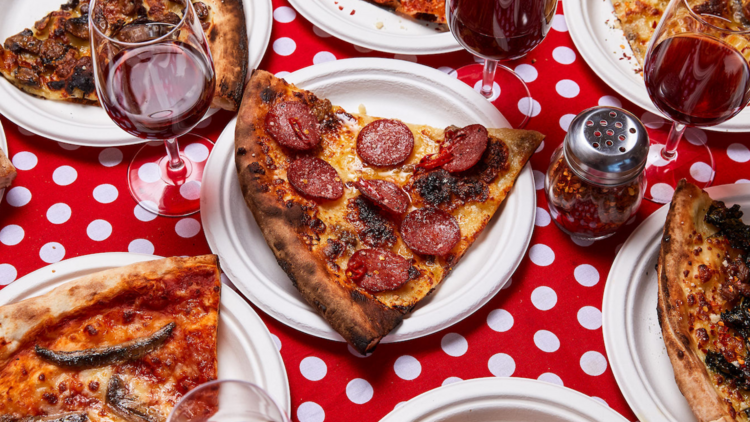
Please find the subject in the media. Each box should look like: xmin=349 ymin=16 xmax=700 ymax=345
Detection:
xmin=167 ymin=380 xmax=289 ymax=422
xmin=643 ymin=0 xmax=750 ymax=203
xmin=90 ymin=0 xmax=216 ymax=216
xmin=445 ymin=0 xmax=558 ymax=128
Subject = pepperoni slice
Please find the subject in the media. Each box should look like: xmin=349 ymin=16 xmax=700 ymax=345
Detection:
xmin=265 ymin=101 xmax=321 ymax=150
xmin=441 ymin=124 xmax=489 ymax=173
xmin=347 ymin=248 xmax=411 ymax=292
xmin=401 ymin=208 xmax=460 ymax=256
xmin=287 ymin=156 xmax=344 ymax=200
xmin=355 ymin=179 xmax=410 ymax=214
xmin=357 ymin=119 xmax=414 ymax=166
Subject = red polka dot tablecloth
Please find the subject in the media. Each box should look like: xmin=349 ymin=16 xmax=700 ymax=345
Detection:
xmin=3 ymin=2 xmax=750 ymax=421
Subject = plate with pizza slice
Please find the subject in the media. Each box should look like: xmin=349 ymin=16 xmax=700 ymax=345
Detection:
xmin=0 ymin=0 xmax=272 ymax=146
xmin=563 ymin=0 xmax=750 ymax=132
xmin=604 ymin=181 xmax=750 ymax=421
xmin=0 ymin=253 xmax=290 ymax=419
xmin=201 ymin=58 xmax=542 ymax=354
xmin=287 ymin=0 xmax=460 ymax=55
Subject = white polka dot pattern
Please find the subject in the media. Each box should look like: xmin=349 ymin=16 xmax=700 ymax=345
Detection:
xmin=574 ymin=264 xmax=599 ymax=287
xmin=394 ymin=355 xmax=421 ymax=380
xmin=12 ymin=152 xmax=37 ymax=170
xmin=580 ymin=351 xmax=608 ymax=376
xmin=442 ymin=377 xmax=462 ymax=386
xmin=128 ymin=239 xmax=155 ymax=254
xmin=0 ymin=225 xmax=24 ymax=246
xmin=346 ymin=379 xmax=373 ymax=404
xmin=99 ymin=148 xmax=123 ymax=167
xmin=40 ymin=242 xmax=65 ymax=263
xmin=300 ymin=356 xmax=327 ymax=381
xmin=534 ymin=330 xmax=560 ymax=352
xmin=87 ymin=220 xmax=112 ymax=241
xmin=487 ymin=309 xmax=514 ymax=332
xmin=0 ymin=263 xmax=17 ymax=285
xmin=531 ymin=286 xmax=557 ymax=311
xmin=47 ymin=203 xmax=72 ymax=225
xmin=529 ymin=244 xmax=555 ymax=266
xmin=175 ymin=218 xmax=201 ymax=238
xmin=297 ymin=402 xmax=325 ymax=422
xmin=578 ymin=306 xmax=602 ymax=330
xmin=440 ymin=333 xmax=468 ymax=357
xmin=93 ymin=184 xmax=118 ymax=204
xmin=537 ymin=372 xmax=563 ymax=386
xmin=488 ymin=353 xmax=515 ymax=377
xmin=6 ymin=187 xmax=31 ymax=207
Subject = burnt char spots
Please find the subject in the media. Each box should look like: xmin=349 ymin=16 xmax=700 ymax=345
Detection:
xmin=411 ymin=169 xmax=488 ymax=211
xmin=346 ymin=196 xmax=398 ymax=248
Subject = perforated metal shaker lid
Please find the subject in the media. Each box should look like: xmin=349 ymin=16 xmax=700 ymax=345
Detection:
xmin=563 ymin=106 xmax=649 ymax=186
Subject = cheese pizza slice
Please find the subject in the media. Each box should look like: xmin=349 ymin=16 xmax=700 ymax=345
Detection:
xmin=235 ymin=70 xmax=544 ymax=354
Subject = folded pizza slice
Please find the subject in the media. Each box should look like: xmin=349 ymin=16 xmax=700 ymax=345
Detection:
xmin=659 ymin=180 xmax=750 ymax=421
xmin=0 ymin=255 xmax=221 ymax=422
xmin=365 ymin=0 xmax=447 ymax=23
xmin=0 ymin=147 xmax=16 ymax=190
xmin=235 ymin=70 xmax=543 ymax=354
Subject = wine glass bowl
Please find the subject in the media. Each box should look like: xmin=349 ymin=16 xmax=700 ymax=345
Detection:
xmin=445 ymin=0 xmax=557 ymax=127
xmin=167 ymin=380 xmax=289 ymax=422
xmin=642 ymin=0 xmax=750 ymax=202
xmin=90 ymin=0 xmax=216 ymax=216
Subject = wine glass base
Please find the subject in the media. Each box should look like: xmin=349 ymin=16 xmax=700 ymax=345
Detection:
xmin=454 ymin=63 xmax=533 ymax=128
xmin=644 ymin=137 xmax=714 ymax=204
xmin=128 ymin=134 xmax=214 ymax=217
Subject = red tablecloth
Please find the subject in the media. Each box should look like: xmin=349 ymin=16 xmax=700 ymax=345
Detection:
xmin=3 ymin=1 xmax=750 ymax=421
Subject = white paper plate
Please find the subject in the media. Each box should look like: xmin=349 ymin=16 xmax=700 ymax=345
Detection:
xmin=287 ymin=0 xmax=459 ymax=55
xmin=0 ymin=0 xmax=272 ymax=146
xmin=603 ymin=183 xmax=750 ymax=422
xmin=563 ymin=0 xmax=750 ymax=132
xmin=380 ymin=378 xmax=630 ymax=421
xmin=0 ymin=119 xmax=7 ymax=204
xmin=0 ymin=252 xmax=290 ymax=414
xmin=201 ymin=57 xmax=534 ymax=343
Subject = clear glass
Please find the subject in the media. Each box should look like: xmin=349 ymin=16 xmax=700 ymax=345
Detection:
xmin=90 ymin=0 xmax=215 ymax=216
xmin=642 ymin=0 xmax=750 ymax=203
xmin=168 ymin=380 xmax=290 ymax=422
xmin=445 ymin=0 xmax=557 ymax=128
xmin=545 ymin=145 xmax=645 ymax=241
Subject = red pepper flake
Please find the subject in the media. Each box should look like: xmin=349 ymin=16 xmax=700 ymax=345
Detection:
xmin=339 ymin=5 xmax=343 ymax=10
xmin=350 ymin=9 xmax=356 ymax=15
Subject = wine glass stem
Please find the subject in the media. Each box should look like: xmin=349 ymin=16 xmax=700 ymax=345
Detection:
xmin=165 ymin=138 xmax=185 ymax=171
xmin=480 ymin=59 xmax=499 ymax=98
xmin=661 ymin=122 xmax=686 ymax=161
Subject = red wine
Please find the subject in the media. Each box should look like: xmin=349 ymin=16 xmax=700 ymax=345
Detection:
xmin=447 ymin=0 xmax=557 ymax=61
xmin=101 ymin=41 xmax=215 ymax=139
xmin=644 ymin=34 xmax=750 ymax=126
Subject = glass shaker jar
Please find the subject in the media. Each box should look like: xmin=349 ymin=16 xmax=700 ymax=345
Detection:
xmin=545 ymin=106 xmax=649 ymax=241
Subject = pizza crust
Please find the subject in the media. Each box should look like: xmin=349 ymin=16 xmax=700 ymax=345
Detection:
xmin=202 ymin=0 xmax=248 ymax=111
xmin=657 ymin=180 xmax=734 ymax=422
xmin=0 ymin=148 xmax=16 ymax=190
xmin=0 ymin=255 xmax=220 ymax=366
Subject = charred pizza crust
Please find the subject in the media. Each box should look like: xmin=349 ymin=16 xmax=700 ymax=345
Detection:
xmin=366 ymin=0 xmax=446 ymax=23
xmin=235 ymin=70 xmax=542 ymax=353
xmin=0 ymin=148 xmax=16 ymax=190
xmin=0 ymin=255 xmax=221 ymax=421
xmin=658 ymin=181 xmax=733 ymax=422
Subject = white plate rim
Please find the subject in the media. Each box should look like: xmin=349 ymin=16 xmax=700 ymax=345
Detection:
xmin=563 ymin=0 xmax=749 ymax=133
xmin=0 ymin=252 xmax=291 ymax=414
xmin=0 ymin=0 xmax=273 ymax=146
xmin=0 ymin=119 xmax=7 ymax=203
xmin=286 ymin=0 xmax=460 ymax=55
xmin=379 ymin=377 xmax=630 ymax=421
xmin=201 ymin=57 xmax=535 ymax=343
xmin=603 ymin=183 xmax=750 ymax=422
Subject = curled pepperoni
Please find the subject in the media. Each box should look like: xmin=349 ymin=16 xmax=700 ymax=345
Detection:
xmin=265 ymin=101 xmax=321 ymax=150
xmin=355 ymin=179 xmax=410 ymax=214
xmin=287 ymin=156 xmax=344 ymax=200
xmin=418 ymin=125 xmax=489 ymax=173
xmin=401 ymin=208 xmax=460 ymax=256
xmin=357 ymin=119 xmax=414 ymax=166
xmin=347 ymin=248 xmax=411 ymax=292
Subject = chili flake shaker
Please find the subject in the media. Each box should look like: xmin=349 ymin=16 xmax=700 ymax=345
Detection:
xmin=544 ymin=106 xmax=649 ymax=241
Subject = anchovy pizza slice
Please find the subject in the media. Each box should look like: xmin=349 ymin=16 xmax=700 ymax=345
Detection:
xmin=0 ymin=255 xmax=221 ymax=422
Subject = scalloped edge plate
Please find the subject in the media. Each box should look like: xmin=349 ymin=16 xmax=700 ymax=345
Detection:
xmin=201 ymin=57 xmax=534 ymax=343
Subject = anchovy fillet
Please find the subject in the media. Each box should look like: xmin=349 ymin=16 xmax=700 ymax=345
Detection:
xmin=106 ymin=375 xmax=163 ymax=422
xmin=0 ymin=413 xmax=88 ymax=422
xmin=35 ymin=322 xmax=175 ymax=369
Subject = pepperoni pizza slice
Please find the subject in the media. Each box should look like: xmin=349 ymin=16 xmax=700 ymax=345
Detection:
xmin=0 ymin=255 xmax=221 ymax=422
xmin=235 ymin=70 xmax=544 ymax=354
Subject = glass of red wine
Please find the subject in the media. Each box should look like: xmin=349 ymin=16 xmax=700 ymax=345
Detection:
xmin=642 ymin=0 xmax=750 ymax=203
xmin=90 ymin=0 xmax=216 ymax=216
xmin=445 ymin=0 xmax=558 ymax=128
